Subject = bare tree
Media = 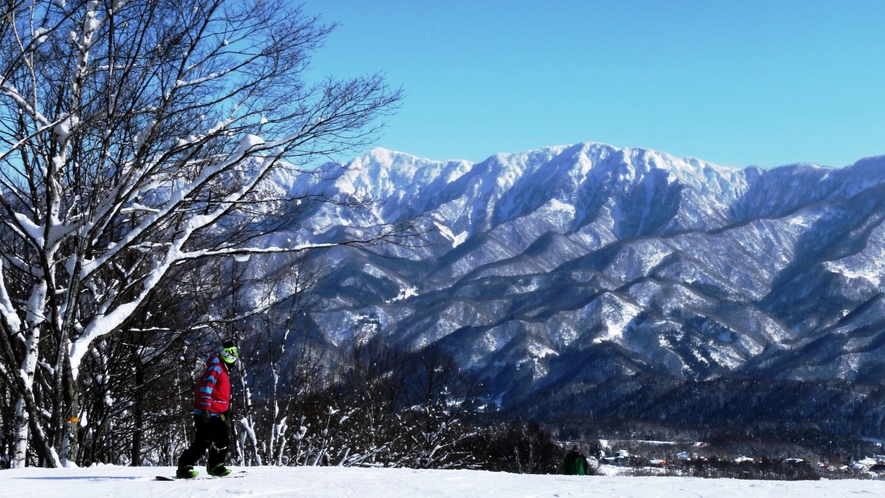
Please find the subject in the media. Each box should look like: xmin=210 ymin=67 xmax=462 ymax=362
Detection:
xmin=394 ymin=345 xmax=477 ymax=469
xmin=280 ymin=337 xmax=479 ymax=469
xmin=0 ymin=0 xmax=400 ymax=467
xmin=470 ymin=420 xmax=563 ymax=474
xmin=231 ymin=252 xmax=323 ymax=466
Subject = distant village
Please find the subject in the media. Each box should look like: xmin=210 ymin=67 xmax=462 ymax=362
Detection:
xmin=586 ymin=439 xmax=885 ymax=480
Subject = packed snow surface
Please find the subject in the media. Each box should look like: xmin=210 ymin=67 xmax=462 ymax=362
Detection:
xmin=2 ymin=465 xmax=884 ymax=497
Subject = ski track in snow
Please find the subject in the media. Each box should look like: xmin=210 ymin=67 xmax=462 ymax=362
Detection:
xmin=1 ymin=465 xmax=884 ymax=497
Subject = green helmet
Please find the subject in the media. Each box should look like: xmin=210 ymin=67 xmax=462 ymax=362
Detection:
xmin=221 ymin=341 xmax=239 ymax=364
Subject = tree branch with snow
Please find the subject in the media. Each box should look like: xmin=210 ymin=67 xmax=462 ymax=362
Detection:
xmin=0 ymin=0 xmax=401 ymax=468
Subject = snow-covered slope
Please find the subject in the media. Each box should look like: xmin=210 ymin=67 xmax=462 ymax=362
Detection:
xmin=5 ymin=464 xmax=885 ymax=498
xmin=275 ymin=142 xmax=885 ymax=409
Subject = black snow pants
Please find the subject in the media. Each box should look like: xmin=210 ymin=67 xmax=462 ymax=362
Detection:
xmin=177 ymin=414 xmax=229 ymax=470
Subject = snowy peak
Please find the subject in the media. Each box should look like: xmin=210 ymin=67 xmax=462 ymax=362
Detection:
xmin=333 ymin=148 xmax=475 ymax=218
xmin=294 ymin=145 xmax=885 ymax=255
xmin=326 ymin=144 xmax=885 ymax=237
xmin=318 ymin=142 xmax=757 ymax=241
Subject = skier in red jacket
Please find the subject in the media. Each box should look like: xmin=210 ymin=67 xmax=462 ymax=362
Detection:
xmin=176 ymin=341 xmax=238 ymax=478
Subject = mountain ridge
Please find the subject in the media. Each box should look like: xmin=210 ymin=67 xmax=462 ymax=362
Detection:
xmin=277 ymin=142 xmax=885 ymax=419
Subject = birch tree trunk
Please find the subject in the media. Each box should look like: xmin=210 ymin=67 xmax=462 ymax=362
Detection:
xmin=12 ymin=398 xmax=27 ymax=468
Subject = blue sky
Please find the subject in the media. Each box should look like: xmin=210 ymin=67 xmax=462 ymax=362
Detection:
xmin=301 ymin=1 xmax=885 ymax=168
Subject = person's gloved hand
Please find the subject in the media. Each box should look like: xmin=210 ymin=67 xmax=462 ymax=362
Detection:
xmin=201 ymin=410 xmax=211 ymax=424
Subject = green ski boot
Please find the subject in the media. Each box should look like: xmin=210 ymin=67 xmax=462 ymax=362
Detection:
xmin=176 ymin=465 xmax=198 ymax=479
xmin=207 ymin=463 xmax=232 ymax=477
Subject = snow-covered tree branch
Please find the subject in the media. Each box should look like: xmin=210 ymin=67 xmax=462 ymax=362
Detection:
xmin=0 ymin=0 xmax=401 ymax=468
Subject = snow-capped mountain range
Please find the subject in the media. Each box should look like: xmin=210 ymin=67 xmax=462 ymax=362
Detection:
xmin=278 ymin=142 xmax=885 ymax=409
